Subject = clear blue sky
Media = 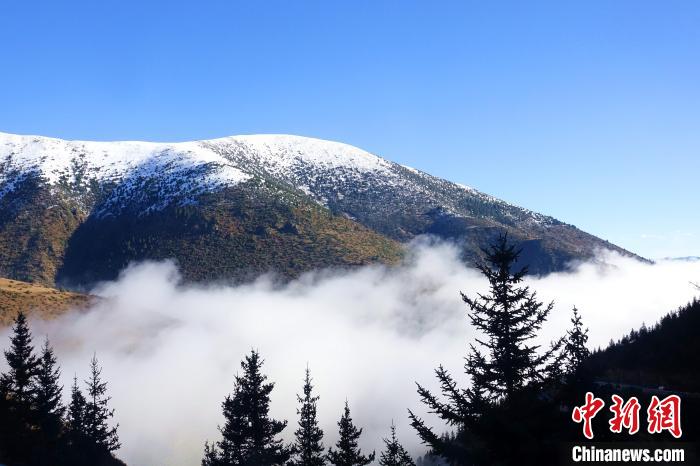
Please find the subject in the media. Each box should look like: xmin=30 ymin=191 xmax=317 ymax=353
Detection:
xmin=1 ymin=1 xmax=698 ymax=259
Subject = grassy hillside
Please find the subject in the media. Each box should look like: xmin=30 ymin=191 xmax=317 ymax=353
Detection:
xmin=56 ymin=182 xmax=404 ymax=287
xmin=0 ymin=277 xmax=93 ymax=326
xmin=0 ymin=177 xmax=86 ymax=286
xmin=0 ymin=174 xmax=404 ymax=288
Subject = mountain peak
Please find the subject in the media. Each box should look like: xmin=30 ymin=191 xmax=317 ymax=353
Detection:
xmin=0 ymin=131 xmax=394 ymax=190
xmin=206 ymin=133 xmax=393 ymax=173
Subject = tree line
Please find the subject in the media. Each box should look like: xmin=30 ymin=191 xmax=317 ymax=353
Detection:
xmin=588 ymin=297 xmax=700 ymax=392
xmin=0 ymin=313 xmax=122 ymax=465
xmin=1 ymin=234 xmax=595 ymax=465
xmin=201 ymin=351 xmax=413 ymax=466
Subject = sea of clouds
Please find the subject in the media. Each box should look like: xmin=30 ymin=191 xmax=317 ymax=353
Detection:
xmin=2 ymin=239 xmax=699 ymax=465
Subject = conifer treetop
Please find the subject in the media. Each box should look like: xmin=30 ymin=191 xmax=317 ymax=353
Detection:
xmin=565 ymin=307 xmax=590 ymax=374
xmin=379 ymin=422 xmax=415 ymax=466
xmin=84 ymin=354 xmax=121 ymax=452
xmin=289 ymin=366 xmax=326 ymax=466
xmin=203 ymin=349 xmax=290 ymax=466
xmin=1 ymin=311 xmax=40 ymax=407
xmin=461 ymin=232 xmax=562 ymax=399
xmin=327 ymin=401 xmax=375 ymax=466
xmin=34 ymin=336 xmax=66 ymax=423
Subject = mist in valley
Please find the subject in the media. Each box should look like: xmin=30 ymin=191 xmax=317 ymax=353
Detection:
xmin=2 ymin=240 xmax=699 ymax=465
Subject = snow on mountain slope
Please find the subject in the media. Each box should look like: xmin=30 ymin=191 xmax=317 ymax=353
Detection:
xmin=210 ymin=134 xmax=393 ymax=174
xmin=0 ymin=132 xmax=389 ymax=187
xmin=0 ymin=131 xmax=640 ymax=284
xmin=0 ymin=132 xmax=249 ymax=201
xmin=0 ymin=131 xmax=569 ymax=236
xmin=0 ymin=132 xmax=399 ymax=210
xmin=0 ymin=131 xmax=566 ymax=228
xmin=0 ymin=133 xmax=432 ymax=209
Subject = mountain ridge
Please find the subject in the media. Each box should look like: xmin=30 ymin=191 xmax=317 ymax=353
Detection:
xmin=0 ymin=131 xmax=640 ymax=287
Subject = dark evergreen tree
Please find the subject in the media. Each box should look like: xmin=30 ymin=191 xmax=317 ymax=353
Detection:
xmin=564 ymin=307 xmax=590 ymax=374
xmin=202 ymin=441 xmax=220 ymax=466
xmin=202 ymin=349 xmax=290 ymax=466
xmin=0 ymin=319 xmax=124 ymax=466
xmin=409 ymin=233 xmax=567 ymax=465
xmin=326 ymin=401 xmax=374 ymax=466
xmin=0 ymin=311 xmax=40 ymax=462
xmin=379 ymin=423 xmax=415 ymax=466
xmin=63 ymin=375 xmax=90 ymax=464
xmin=66 ymin=375 xmax=88 ymax=443
xmin=0 ymin=383 xmax=9 ymax=463
xmin=32 ymin=337 xmax=66 ymax=463
xmin=83 ymin=355 xmax=120 ymax=453
xmin=415 ymin=452 xmax=448 ymax=466
xmin=462 ymin=234 xmax=562 ymax=399
xmin=1 ymin=311 xmax=40 ymax=415
xmin=34 ymin=337 xmax=65 ymax=428
xmin=289 ymin=367 xmax=325 ymax=466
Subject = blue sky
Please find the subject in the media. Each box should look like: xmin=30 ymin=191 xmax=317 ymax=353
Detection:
xmin=1 ymin=1 xmax=698 ymax=258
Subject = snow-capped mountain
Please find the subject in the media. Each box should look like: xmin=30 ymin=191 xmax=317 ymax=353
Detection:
xmin=0 ymin=131 xmax=638 ymax=287
xmin=0 ymin=132 xmax=549 ymax=221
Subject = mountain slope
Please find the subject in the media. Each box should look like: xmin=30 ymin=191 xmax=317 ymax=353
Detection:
xmin=0 ymin=277 xmax=93 ymax=325
xmin=587 ymin=299 xmax=700 ymax=392
xmin=0 ymin=131 xmax=638 ymax=287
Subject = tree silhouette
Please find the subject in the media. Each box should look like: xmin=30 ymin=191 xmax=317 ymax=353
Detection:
xmin=66 ymin=375 xmax=88 ymax=445
xmin=0 ymin=312 xmax=40 ymax=462
xmin=1 ymin=312 xmax=39 ymax=416
xmin=32 ymin=337 xmax=65 ymax=462
xmin=462 ymin=234 xmax=562 ymax=398
xmin=326 ymin=401 xmax=374 ymax=466
xmin=34 ymin=337 xmax=65 ymax=426
xmin=379 ymin=423 xmax=415 ymax=466
xmin=83 ymin=355 xmax=120 ymax=453
xmin=289 ymin=367 xmax=325 ymax=466
xmin=565 ymin=307 xmax=590 ymax=374
xmin=203 ymin=349 xmax=290 ymax=466
xmin=0 ymin=316 xmax=124 ymax=466
xmin=409 ymin=233 xmax=566 ymax=465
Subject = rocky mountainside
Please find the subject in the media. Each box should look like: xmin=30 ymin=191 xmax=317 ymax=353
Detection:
xmin=0 ymin=131 xmax=638 ymax=287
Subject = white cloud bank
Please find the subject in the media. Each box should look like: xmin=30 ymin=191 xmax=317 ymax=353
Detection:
xmin=2 ymin=241 xmax=699 ymax=465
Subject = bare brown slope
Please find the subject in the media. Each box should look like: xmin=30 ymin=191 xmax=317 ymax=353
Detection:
xmin=0 ymin=277 xmax=93 ymax=326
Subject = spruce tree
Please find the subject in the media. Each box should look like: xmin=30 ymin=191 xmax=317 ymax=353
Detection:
xmin=32 ymin=337 xmax=66 ymax=462
xmin=83 ymin=355 xmax=120 ymax=453
xmin=0 ymin=384 xmax=9 ymax=463
xmin=564 ymin=307 xmax=590 ymax=374
xmin=462 ymin=234 xmax=562 ymax=399
xmin=409 ymin=233 xmax=566 ymax=465
xmin=1 ymin=312 xmax=40 ymax=415
xmin=0 ymin=311 xmax=40 ymax=462
xmin=326 ymin=401 xmax=374 ymax=466
xmin=290 ymin=367 xmax=325 ymax=466
xmin=66 ymin=375 xmax=88 ymax=443
xmin=34 ymin=337 xmax=65 ymax=430
xmin=379 ymin=423 xmax=415 ymax=466
xmin=64 ymin=375 xmax=89 ymax=463
xmin=202 ymin=349 xmax=290 ymax=466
